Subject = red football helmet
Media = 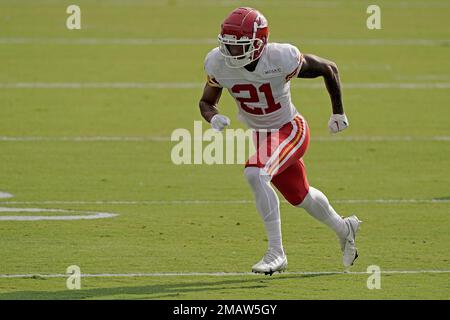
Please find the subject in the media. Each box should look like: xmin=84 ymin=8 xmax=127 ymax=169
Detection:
xmin=218 ymin=7 xmax=269 ymax=68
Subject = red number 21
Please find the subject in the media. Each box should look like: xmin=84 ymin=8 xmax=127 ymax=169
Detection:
xmin=231 ymin=83 xmax=281 ymax=115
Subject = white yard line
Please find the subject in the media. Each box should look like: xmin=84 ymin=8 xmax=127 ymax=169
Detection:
xmin=0 ymin=192 xmax=14 ymax=199
xmin=0 ymin=136 xmax=174 ymax=142
xmin=0 ymin=136 xmax=449 ymax=142
xmin=0 ymin=82 xmax=449 ymax=89
xmin=0 ymin=207 xmax=118 ymax=221
xmin=0 ymin=270 xmax=449 ymax=279
xmin=0 ymin=136 xmax=172 ymax=142
xmin=0 ymin=82 xmax=203 ymax=89
xmin=1 ymin=199 xmax=449 ymax=205
xmin=0 ymin=37 xmax=448 ymax=46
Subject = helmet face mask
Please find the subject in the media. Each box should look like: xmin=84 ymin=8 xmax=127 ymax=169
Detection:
xmin=218 ymin=7 xmax=269 ymax=68
xmin=218 ymin=34 xmax=264 ymax=68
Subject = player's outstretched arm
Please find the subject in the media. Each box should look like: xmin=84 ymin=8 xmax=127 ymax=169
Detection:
xmin=199 ymin=83 xmax=230 ymax=132
xmin=298 ymin=54 xmax=349 ymax=133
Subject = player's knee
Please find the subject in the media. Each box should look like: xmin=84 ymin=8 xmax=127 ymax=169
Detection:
xmin=296 ymin=186 xmax=326 ymax=208
xmin=244 ymin=166 xmax=260 ymax=184
xmin=307 ymin=187 xmax=328 ymax=204
xmin=244 ymin=166 xmax=269 ymax=186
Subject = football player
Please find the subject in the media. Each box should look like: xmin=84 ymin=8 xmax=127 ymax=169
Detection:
xmin=199 ymin=7 xmax=361 ymax=275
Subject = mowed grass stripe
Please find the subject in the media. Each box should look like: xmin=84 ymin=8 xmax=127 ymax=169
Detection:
xmin=1 ymin=199 xmax=449 ymax=205
xmin=1 ymin=82 xmax=449 ymax=89
xmin=0 ymin=136 xmax=449 ymax=141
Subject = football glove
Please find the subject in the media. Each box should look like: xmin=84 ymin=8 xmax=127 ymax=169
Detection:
xmin=210 ymin=114 xmax=230 ymax=132
xmin=328 ymin=113 xmax=349 ymax=134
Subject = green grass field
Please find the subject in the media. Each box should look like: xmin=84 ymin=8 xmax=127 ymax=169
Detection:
xmin=0 ymin=0 xmax=449 ymax=299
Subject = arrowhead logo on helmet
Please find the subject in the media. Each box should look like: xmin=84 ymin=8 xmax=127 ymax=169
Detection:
xmin=218 ymin=7 xmax=270 ymax=68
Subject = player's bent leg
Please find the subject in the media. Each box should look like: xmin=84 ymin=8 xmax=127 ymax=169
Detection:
xmin=298 ymin=187 xmax=362 ymax=267
xmin=272 ymin=160 xmax=362 ymax=268
xmin=271 ymin=159 xmax=310 ymax=206
xmin=298 ymin=187 xmax=348 ymax=238
xmin=244 ymin=167 xmax=287 ymax=274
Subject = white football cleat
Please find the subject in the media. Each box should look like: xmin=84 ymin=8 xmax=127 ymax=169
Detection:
xmin=340 ymin=215 xmax=362 ymax=268
xmin=252 ymin=248 xmax=287 ymax=276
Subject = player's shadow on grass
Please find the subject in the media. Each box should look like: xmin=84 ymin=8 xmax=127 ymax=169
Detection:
xmin=0 ymin=273 xmax=336 ymax=300
xmin=433 ymin=196 xmax=450 ymax=200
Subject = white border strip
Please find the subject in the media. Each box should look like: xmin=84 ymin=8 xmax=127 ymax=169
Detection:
xmin=0 ymin=136 xmax=449 ymax=142
xmin=0 ymin=82 xmax=449 ymax=89
xmin=1 ymin=199 xmax=449 ymax=205
xmin=0 ymin=270 xmax=449 ymax=279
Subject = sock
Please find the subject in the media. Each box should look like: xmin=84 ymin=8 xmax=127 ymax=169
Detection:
xmin=298 ymin=186 xmax=349 ymax=239
xmin=244 ymin=167 xmax=283 ymax=254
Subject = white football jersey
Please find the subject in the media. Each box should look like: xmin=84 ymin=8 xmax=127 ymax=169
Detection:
xmin=204 ymin=43 xmax=304 ymax=130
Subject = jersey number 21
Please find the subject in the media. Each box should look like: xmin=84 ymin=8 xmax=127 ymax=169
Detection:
xmin=231 ymin=83 xmax=281 ymax=115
